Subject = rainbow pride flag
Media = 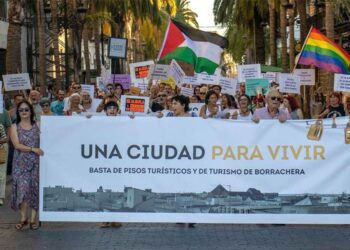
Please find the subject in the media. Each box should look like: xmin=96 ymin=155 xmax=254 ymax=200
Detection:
xmin=298 ymin=27 xmax=350 ymax=74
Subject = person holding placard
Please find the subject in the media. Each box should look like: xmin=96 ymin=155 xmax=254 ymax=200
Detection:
xmin=318 ymin=92 xmax=345 ymax=119
xmin=252 ymin=89 xmax=290 ymax=123
xmin=232 ymin=95 xmax=253 ymax=120
xmin=199 ymin=90 xmax=221 ymax=118
xmin=10 ymin=100 xmax=44 ymax=230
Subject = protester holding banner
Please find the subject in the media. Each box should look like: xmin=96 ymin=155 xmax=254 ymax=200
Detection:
xmin=252 ymin=89 xmax=290 ymax=123
xmin=65 ymin=93 xmax=85 ymax=116
xmin=283 ymin=95 xmax=303 ymax=120
xmin=199 ymin=90 xmax=220 ymax=118
xmin=232 ymin=94 xmax=253 ymax=120
xmin=10 ymin=100 xmax=44 ymax=230
xmin=190 ymin=95 xmax=201 ymax=103
xmin=64 ymin=82 xmax=82 ymax=112
xmin=40 ymin=98 xmax=53 ymax=116
xmin=219 ymin=93 xmax=238 ymax=119
xmin=0 ymin=123 xmax=8 ymax=206
xmin=151 ymin=91 xmax=167 ymax=112
xmin=165 ymin=95 xmax=197 ymax=117
xmin=81 ymin=91 xmax=94 ymax=112
xmin=104 ymin=101 xmax=119 ymax=116
xmin=318 ymin=92 xmax=346 ymax=119
xmin=96 ymin=84 xmax=119 ymax=113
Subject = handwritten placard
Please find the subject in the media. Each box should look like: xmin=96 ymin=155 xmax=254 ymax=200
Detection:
xmin=3 ymin=73 xmax=31 ymax=91
xmin=182 ymin=75 xmax=199 ymax=85
xmin=168 ymin=60 xmax=185 ymax=85
xmin=334 ymin=73 xmax=350 ymax=93
xmin=219 ymin=77 xmax=238 ymax=96
xmin=293 ymin=69 xmax=315 ymax=86
xmin=148 ymin=64 xmax=170 ymax=81
xmin=81 ymin=84 xmax=95 ymax=98
xmin=262 ymin=72 xmax=277 ymax=83
xmin=237 ymin=64 xmax=261 ymax=83
xmin=197 ymin=73 xmax=219 ymax=85
xmin=279 ymin=73 xmax=301 ymax=94
xmin=180 ymin=87 xmax=193 ymax=97
xmin=245 ymin=78 xmax=269 ymax=96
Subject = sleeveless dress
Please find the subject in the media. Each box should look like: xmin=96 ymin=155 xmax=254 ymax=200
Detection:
xmin=11 ymin=123 xmax=40 ymax=211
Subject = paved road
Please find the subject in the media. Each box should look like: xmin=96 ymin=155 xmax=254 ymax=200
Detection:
xmin=1 ymin=181 xmax=350 ymax=250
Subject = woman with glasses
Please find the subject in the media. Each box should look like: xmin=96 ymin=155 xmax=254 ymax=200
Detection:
xmin=40 ymin=98 xmax=53 ymax=116
xmin=10 ymin=100 xmax=44 ymax=230
xmin=232 ymin=95 xmax=253 ymax=120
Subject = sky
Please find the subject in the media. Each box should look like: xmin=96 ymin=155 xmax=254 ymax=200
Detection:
xmin=188 ymin=0 xmax=226 ymax=35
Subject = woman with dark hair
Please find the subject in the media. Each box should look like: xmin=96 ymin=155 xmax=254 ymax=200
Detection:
xmin=318 ymin=92 xmax=345 ymax=118
xmin=199 ymin=90 xmax=220 ymax=118
xmin=114 ymin=83 xmax=124 ymax=107
xmin=104 ymin=101 xmax=119 ymax=116
xmin=232 ymin=95 xmax=253 ymax=120
xmin=10 ymin=100 xmax=44 ymax=230
xmin=166 ymin=95 xmax=197 ymax=117
xmin=219 ymin=94 xmax=238 ymax=119
xmin=193 ymin=86 xmax=200 ymax=96
xmin=283 ymin=95 xmax=303 ymax=120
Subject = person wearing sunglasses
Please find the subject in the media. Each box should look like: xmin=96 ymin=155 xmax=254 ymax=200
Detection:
xmin=198 ymin=86 xmax=208 ymax=103
xmin=252 ymin=89 xmax=290 ymax=123
xmin=10 ymin=100 xmax=44 ymax=230
xmin=151 ymin=91 xmax=168 ymax=112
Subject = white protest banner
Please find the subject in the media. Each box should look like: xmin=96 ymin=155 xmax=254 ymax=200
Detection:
xmin=81 ymin=84 xmax=95 ymax=98
xmin=237 ymin=64 xmax=261 ymax=83
xmin=262 ymin=72 xmax=277 ymax=83
xmin=129 ymin=60 xmax=154 ymax=84
xmin=293 ymin=69 xmax=315 ymax=86
xmin=41 ymin=116 xmax=350 ymax=224
xmin=3 ymin=73 xmax=31 ymax=91
xmin=188 ymin=103 xmax=204 ymax=116
xmin=168 ymin=59 xmax=185 ymax=85
xmin=279 ymin=74 xmax=301 ymax=94
xmin=219 ymin=77 xmax=238 ymax=95
xmin=120 ymin=95 xmax=149 ymax=115
xmin=148 ymin=64 xmax=170 ymax=81
xmin=197 ymin=73 xmax=219 ymax=85
xmin=180 ymin=87 xmax=193 ymax=97
xmin=101 ymin=65 xmax=111 ymax=85
xmin=182 ymin=75 xmax=199 ymax=85
xmin=334 ymin=74 xmax=350 ymax=93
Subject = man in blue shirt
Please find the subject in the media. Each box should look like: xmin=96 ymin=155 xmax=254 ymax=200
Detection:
xmin=50 ymin=89 xmax=65 ymax=115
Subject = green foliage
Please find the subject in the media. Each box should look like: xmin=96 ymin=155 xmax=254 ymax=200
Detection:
xmin=173 ymin=0 xmax=199 ymax=28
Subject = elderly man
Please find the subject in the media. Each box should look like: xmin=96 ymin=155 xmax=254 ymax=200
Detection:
xmin=252 ymin=89 xmax=290 ymax=123
xmin=29 ymin=90 xmax=42 ymax=121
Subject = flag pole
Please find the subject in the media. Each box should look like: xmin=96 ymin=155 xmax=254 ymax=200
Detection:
xmin=293 ymin=26 xmax=313 ymax=73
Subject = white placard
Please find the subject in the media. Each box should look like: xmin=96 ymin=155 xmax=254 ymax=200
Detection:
xmin=279 ymin=74 xmax=301 ymax=94
xmin=237 ymin=64 xmax=261 ymax=83
xmin=81 ymin=84 xmax=95 ymax=98
xmin=3 ymin=73 xmax=31 ymax=91
xmin=219 ymin=77 xmax=238 ymax=95
xmin=334 ymin=74 xmax=350 ymax=92
xmin=197 ymin=73 xmax=219 ymax=85
xmin=182 ymin=75 xmax=199 ymax=85
xmin=293 ymin=69 xmax=315 ymax=86
xmin=180 ymin=87 xmax=193 ymax=97
xmin=129 ymin=60 xmax=154 ymax=84
xmin=120 ymin=95 xmax=150 ymax=115
xmin=108 ymin=38 xmax=127 ymax=58
xmin=188 ymin=103 xmax=204 ymax=116
xmin=168 ymin=59 xmax=186 ymax=85
xmin=262 ymin=72 xmax=277 ymax=83
xmin=101 ymin=65 xmax=111 ymax=85
xmin=148 ymin=64 xmax=170 ymax=81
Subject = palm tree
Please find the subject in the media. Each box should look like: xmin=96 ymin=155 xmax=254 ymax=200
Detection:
xmin=268 ymin=0 xmax=277 ymax=66
xmin=296 ymin=0 xmax=307 ymax=43
xmin=288 ymin=0 xmax=295 ymax=71
xmin=173 ymin=0 xmax=199 ymax=28
xmin=36 ymin=0 xmax=46 ymax=94
xmin=280 ymin=0 xmax=288 ymax=72
xmin=6 ymin=0 xmax=23 ymax=74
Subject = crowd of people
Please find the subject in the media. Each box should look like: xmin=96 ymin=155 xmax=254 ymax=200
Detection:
xmin=0 ymin=79 xmax=349 ymax=231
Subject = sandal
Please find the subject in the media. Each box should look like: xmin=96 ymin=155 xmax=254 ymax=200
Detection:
xmin=29 ymin=222 xmax=39 ymax=230
xmin=15 ymin=220 xmax=28 ymax=230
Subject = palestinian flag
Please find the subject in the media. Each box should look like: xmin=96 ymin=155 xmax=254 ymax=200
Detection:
xmin=157 ymin=19 xmax=228 ymax=74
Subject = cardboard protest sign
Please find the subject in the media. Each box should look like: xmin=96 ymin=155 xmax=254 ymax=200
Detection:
xmin=293 ymin=69 xmax=315 ymax=86
xmin=81 ymin=84 xmax=95 ymax=98
xmin=3 ymin=73 xmax=31 ymax=91
xmin=279 ymin=73 xmax=301 ymax=94
xmin=197 ymin=73 xmax=219 ymax=85
xmin=245 ymin=78 xmax=269 ymax=96
xmin=148 ymin=64 xmax=169 ymax=81
xmin=334 ymin=74 xmax=350 ymax=93
xmin=101 ymin=65 xmax=111 ymax=85
xmin=182 ymin=75 xmax=199 ymax=85
xmin=129 ymin=60 xmax=154 ymax=84
xmin=237 ymin=64 xmax=261 ymax=83
xmin=109 ymin=74 xmax=131 ymax=89
xmin=219 ymin=77 xmax=238 ymax=96
xmin=168 ymin=60 xmax=185 ymax=85
xmin=180 ymin=87 xmax=193 ymax=97
xmin=120 ymin=95 xmax=149 ymax=115
xmin=262 ymin=72 xmax=277 ymax=83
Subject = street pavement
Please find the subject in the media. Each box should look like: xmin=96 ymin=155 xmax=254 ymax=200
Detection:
xmin=1 ymin=180 xmax=350 ymax=250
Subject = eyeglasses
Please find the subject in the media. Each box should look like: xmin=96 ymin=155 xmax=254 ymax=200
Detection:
xmin=199 ymin=92 xmax=206 ymax=95
xmin=18 ymin=108 xmax=30 ymax=113
xmin=158 ymin=94 xmax=166 ymax=97
xmin=72 ymin=86 xmax=81 ymax=90
xmin=270 ymin=96 xmax=281 ymax=101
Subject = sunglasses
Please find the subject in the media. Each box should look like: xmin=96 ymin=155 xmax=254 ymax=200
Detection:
xmin=18 ymin=108 xmax=30 ymax=113
xmin=158 ymin=94 xmax=166 ymax=97
xmin=270 ymin=96 xmax=281 ymax=101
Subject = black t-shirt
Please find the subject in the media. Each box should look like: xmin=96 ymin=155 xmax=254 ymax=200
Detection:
xmin=326 ymin=105 xmax=345 ymax=118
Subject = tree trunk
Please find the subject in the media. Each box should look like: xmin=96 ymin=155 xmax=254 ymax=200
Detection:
xmin=289 ymin=0 xmax=295 ymax=71
xmin=280 ymin=0 xmax=288 ymax=72
xmin=268 ymin=0 xmax=277 ymax=66
xmin=254 ymin=9 xmax=265 ymax=64
xmin=6 ymin=0 xmax=22 ymax=74
xmin=50 ymin=0 xmax=62 ymax=91
xmin=325 ymin=0 xmax=335 ymax=91
xmin=36 ymin=0 xmax=46 ymax=94
xmin=83 ymin=25 xmax=91 ymax=84
xmin=296 ymin=0 xmax=308 ymax=43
